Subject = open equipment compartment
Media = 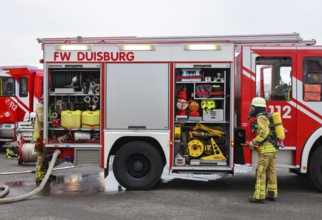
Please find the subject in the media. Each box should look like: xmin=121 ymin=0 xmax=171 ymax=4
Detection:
xmin=173 ymin=63 xmax=231 ymax=168
xmin=47 ymin=67 xmax=101 ymax=145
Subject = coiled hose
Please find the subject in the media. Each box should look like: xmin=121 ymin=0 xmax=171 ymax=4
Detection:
xmin=0 ymin=149 xmax=61 ymax=204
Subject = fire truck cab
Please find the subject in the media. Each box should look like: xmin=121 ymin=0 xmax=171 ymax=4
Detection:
xmin=38 ymin=33 xmax=322 ymax=191
xmin=0 ymin=66 xmax=43 ymax=148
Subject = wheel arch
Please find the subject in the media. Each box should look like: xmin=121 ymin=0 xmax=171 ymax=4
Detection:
xmin=301 ymin=126 xmax=322 ymax=173
xmin=108 ymin=136 xmax=166 ymax=167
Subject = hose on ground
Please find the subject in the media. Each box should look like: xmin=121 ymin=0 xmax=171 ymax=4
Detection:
xmin=0 ymin=165 xmax=77 ymax=175
xmin=0 ymin=149 xmax=61 ymax=204
xmin=0 ymin=185 xmax=9 ymax=198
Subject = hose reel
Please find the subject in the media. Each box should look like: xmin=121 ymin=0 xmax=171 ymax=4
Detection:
xmin=187 ymin=139 xmax=205 ymax=158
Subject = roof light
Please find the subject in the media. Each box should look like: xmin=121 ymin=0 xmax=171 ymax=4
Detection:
xmin=56 ymin=44 xmax=92 ymax=51
xmin=184 ymin=44 xmax=221 ymax=51
xmin=119 ymin=44 xmax=155 ymax=51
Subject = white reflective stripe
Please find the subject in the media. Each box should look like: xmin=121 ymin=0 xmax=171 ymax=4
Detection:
xmin=242 ymin=69 xmax=255 ymax=81
xmin=289 ymin=101 xmax=322 ymax=124
xmin=0 ymin=71 xmax=11 ymax=77
xmin=242 ymin=47 xmax=253 ymax=70
xmin=11 ymin=97 xmax=28 ymax=116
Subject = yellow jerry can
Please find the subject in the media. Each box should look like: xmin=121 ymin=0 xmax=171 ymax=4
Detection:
xmin=61 ymin=110 xmax=82 ymax=129
xmin=82 ymin=110 xmax=100 ymax=128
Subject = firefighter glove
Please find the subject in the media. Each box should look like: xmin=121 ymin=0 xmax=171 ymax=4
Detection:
xmin=248 ymin=140 xmax=256 ymax=149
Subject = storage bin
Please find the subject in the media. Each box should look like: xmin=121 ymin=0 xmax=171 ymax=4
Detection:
xmin=82 ymin=110 xmax=100 ymax=128
xmin=202 ymin=109 xmax=224 ymax=121
xmin=61 ymin=110 xmax=82 ymax=129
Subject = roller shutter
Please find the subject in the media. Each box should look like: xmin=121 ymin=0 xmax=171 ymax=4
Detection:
xmin=105 ymin=63 xmax=169 ymax=129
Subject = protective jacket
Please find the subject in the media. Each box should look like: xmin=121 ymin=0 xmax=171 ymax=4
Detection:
xmin=252 ymin=114 xmax=278 ymax=154
xmin=32 ymin=102 xmax=44 ymax=142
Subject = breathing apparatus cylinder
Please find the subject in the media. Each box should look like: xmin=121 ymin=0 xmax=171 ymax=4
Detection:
xmin=272 ymin=112 xmax=285 ymax=141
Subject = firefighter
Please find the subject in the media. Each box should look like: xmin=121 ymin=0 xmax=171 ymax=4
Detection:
xmin=248 ymin=97 xmax=278 ymax=204
xmin=32 ymin=97 xmax=47 ymax=184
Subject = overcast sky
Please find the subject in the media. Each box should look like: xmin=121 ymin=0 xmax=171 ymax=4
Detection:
xmin=1 ymin=0 xmax=322 ymax=68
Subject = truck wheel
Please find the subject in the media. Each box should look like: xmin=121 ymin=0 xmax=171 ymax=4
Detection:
xmin=309 ymin=146 xmax=322 ymax=192
xmin=113 ymin=141 xmax=163 ymax=190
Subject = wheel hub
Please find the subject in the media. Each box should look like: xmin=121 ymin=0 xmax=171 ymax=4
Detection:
xmin=132 ymin=160 xmax=144 ymax=171
xmin=126 ymin=154 xmax=150 ymax=179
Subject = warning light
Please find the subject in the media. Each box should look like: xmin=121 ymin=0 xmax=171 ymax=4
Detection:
xmin=184 ymin=44 xmax=221 ymax=51
xmin=56 ymin=44 xmax=92 ymax=51
xmin=119 ymin=44 xmax=155 ymax=51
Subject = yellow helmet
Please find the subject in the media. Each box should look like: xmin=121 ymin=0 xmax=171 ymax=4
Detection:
xmin=251 ymin=97 xmax=266 ymax=108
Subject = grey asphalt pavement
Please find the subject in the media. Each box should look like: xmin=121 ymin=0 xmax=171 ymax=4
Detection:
xmin=0 ymin=149 xmax=322 ymax=220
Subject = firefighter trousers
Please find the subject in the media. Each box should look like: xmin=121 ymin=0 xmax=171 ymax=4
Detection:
xmin=36 ymin=150 xmax=48 ymax=182
xmin=254 ymin=152 xmax=278 ymax=200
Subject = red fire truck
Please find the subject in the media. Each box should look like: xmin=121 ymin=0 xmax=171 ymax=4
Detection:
xmin=0 ymin=66 xmax=43 ymax=148
xmin=37 ymin=33 xmax=322 ymax=191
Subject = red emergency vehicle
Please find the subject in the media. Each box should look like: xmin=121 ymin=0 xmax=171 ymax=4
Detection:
xmin=0 ymin=66 xmax=43 ymax=148
xmin=37 ymin=33 xmax=322 ymax=191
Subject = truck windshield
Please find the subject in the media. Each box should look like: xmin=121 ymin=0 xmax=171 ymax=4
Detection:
xmin=0 ymin=77 xmax=15 ymax=96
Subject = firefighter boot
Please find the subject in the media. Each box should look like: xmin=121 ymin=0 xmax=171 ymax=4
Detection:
xmin=6 ymin=149 xmax=17 ymax=158
xmin=248 ymin=196 xmax=265 ymax=204
xmin=35 ymin=151 xmax=47 ymax=184
xmin=266 ymin=191 xmax=278 ymax=202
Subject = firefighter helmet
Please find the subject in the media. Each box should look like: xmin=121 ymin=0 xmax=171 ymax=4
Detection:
xmin=251 ymin=97 xmax=266 ymax=108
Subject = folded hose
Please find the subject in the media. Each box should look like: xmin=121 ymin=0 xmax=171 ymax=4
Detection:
xmin=0 ymin=149 xmax=61 ymax=204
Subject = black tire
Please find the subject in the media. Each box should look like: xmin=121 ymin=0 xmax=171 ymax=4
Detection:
xmin=113 ymin=141 xmax=163 ymax=190
xmin=309 ymin=146 xmax=322 ymax=192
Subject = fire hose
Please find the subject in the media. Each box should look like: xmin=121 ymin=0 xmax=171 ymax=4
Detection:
xmin=0 ymin=149 xmax=61 ymax=204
